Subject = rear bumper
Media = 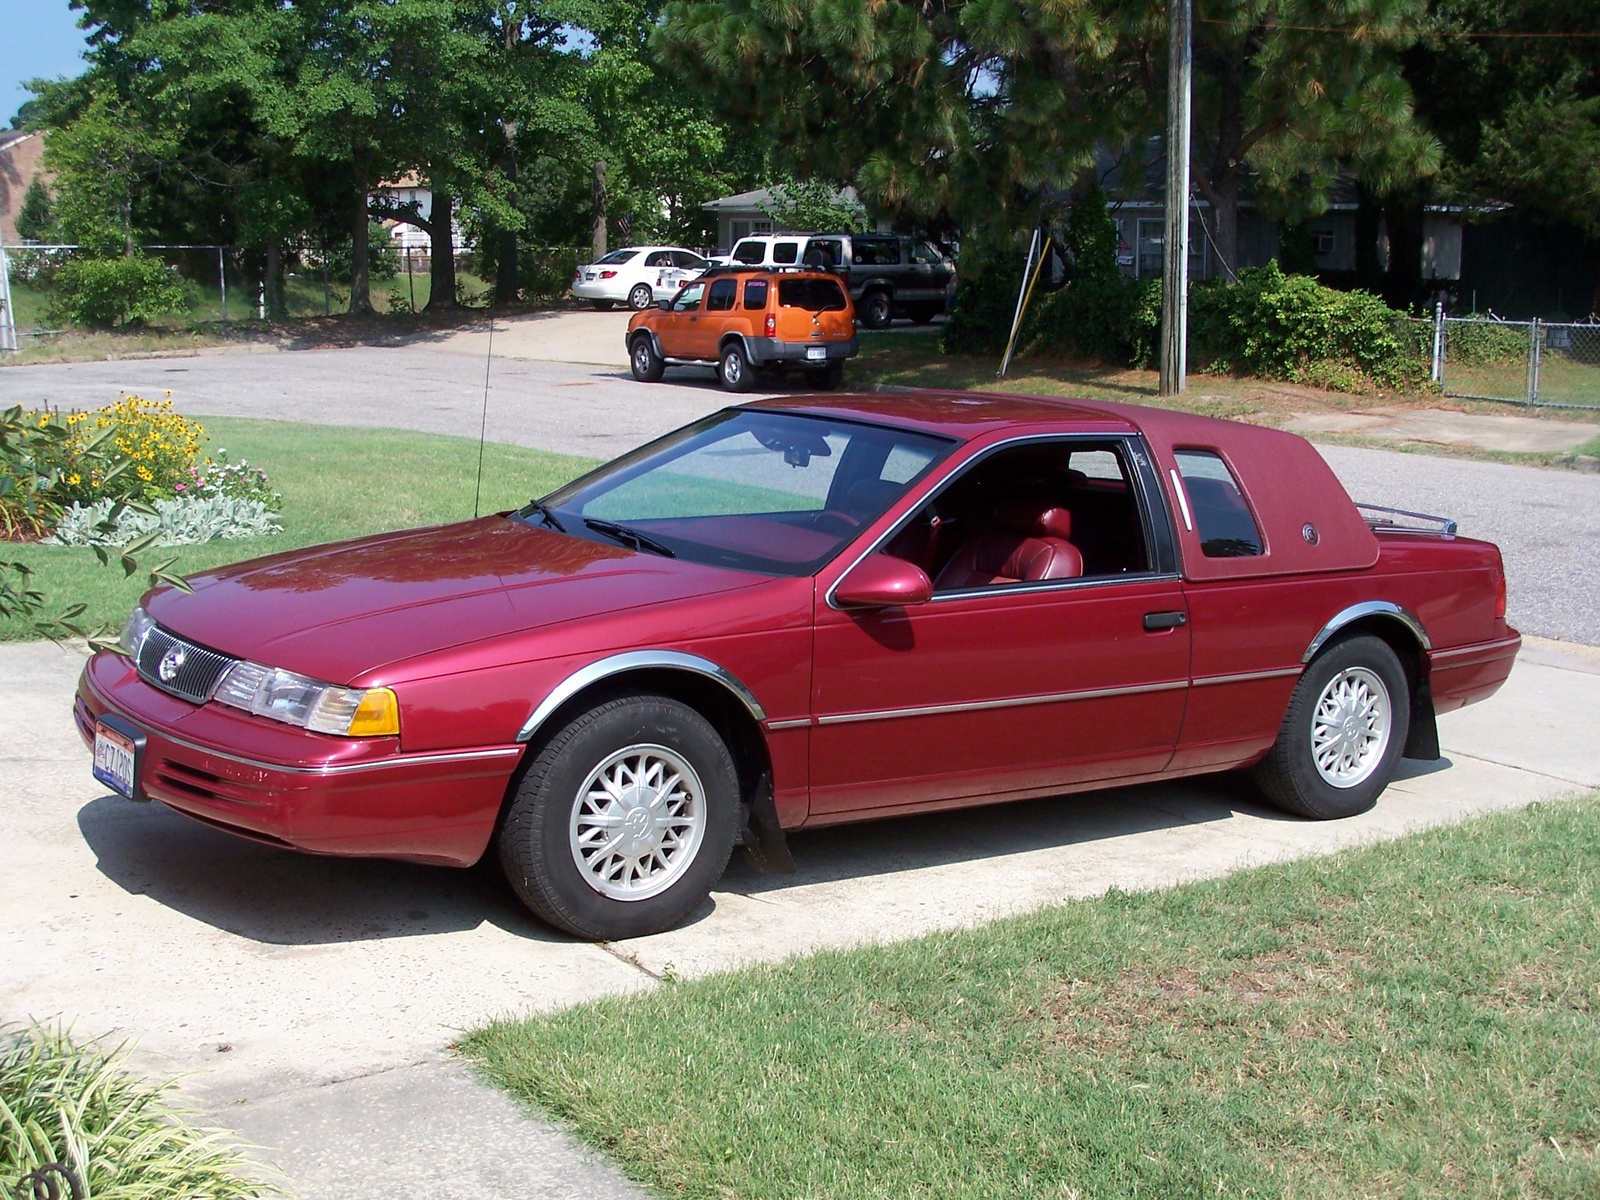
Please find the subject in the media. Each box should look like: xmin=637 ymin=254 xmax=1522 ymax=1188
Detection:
xmin=746 ymin=336 xmax=858 ymax=366
xmin=1428 ymin=631 xmax=1521 ymax=714
xmin=75 ymin=651 xmax=522 ymax=867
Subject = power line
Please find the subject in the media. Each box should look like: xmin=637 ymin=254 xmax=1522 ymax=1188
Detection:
xmin=1195 ymin=18 xmax=1600 ymax=39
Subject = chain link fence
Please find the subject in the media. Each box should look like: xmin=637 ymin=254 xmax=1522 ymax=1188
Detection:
xmin=1430 ymin=310 xmax=1600 ymax=409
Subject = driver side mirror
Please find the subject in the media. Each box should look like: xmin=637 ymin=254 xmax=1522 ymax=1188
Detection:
xmin=833 ymin=554 xmax=933 ymax=609
xmin=658 ymin=299 xmax=672 ymax=310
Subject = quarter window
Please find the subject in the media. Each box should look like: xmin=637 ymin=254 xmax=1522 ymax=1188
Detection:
xmin=773 ymin=241 xmax=801 ymax=265
xmin=1173 ymin=450 xmax=1263 ymax=558
xmin=743 ymin=279 xmax=769 ymax=309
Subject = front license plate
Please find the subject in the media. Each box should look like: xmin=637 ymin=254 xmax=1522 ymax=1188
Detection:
xmin=805 ymin=346 xmax=826 ymax=361
xmin=92 ymin=719 xmax=140 ymax=799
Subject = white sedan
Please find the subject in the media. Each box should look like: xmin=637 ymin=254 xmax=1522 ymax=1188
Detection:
xmin=572 ymin=246 xmax=713 ymax=311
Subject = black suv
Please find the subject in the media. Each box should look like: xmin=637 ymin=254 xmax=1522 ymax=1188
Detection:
xmin=724 ymin=233 xmax=956 ymax=329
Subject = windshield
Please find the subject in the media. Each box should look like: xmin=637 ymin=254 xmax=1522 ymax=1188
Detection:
xmin=526 ymin=411 xmax=953 ymax=576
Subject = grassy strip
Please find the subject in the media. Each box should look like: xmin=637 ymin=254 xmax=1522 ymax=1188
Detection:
xmin=1 ymin=417 xmax=597 ymax=639
xmin=463 ymin=794 xmax=1600 ymax=1200
xmin=1 ymin=1024 xmax=278 ymax=1198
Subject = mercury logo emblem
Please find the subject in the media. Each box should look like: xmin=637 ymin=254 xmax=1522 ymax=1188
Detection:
xmin=158 ymin=646 xmax=187 ymax=682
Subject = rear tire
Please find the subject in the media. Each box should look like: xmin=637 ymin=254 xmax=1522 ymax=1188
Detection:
xmin=629 ymin=335 xmax=665 ymax=383
xmin=906 ymin=302 xmax=941 ymax=324
xmin=497 ymin=694 xmax=740 ymax=940
xmin=1254 ymin=634 xmax=1410 ymax=820
xmin=719 ymin=342 xmax=756 ymax=392
xmin=859 ymin=291 xmax=893 ymax=330
xmin=627 ymin=283 xmax=654 ymax=311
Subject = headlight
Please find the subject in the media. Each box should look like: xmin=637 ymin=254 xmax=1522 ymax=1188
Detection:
xmin=119 ymin=606 xmax=157 ymax=658
xmin=213 ymin=661 xmax=399 ymax=737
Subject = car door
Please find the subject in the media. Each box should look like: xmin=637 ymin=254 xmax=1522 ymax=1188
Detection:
xmin=686 ymin=277 xmax=739 ymax=360
xmin=656 ymin=280 xmax=705 ymax=358
xmin=807 ymin=435 xmax=1191 ymax=817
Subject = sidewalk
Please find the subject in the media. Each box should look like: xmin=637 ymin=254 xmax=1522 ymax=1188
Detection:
xmin=4 ymin=636 xmax=1598 ymax=1197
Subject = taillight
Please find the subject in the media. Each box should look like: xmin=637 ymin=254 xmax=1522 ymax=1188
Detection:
xmin=599 ymin=269 xmax=618 ymax=279
xmin=764 ymin=312 xmax=776 ymax=337
xmin=1495 ymin=569 xmax=1508 ymax=621
xmin=573 ymin=269 xmax=580 ymax=281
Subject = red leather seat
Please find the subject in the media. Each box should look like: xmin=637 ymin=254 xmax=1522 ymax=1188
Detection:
xmin=933 ymin=497 xmax=1084 ymax=589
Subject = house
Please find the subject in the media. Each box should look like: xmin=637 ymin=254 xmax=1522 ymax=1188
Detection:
xmin=368 ymin=173 xmax=466 ymax=257
xmin=701 ymin=185 xmax=867 ymax=252
xmin=0 ymin=130 xmax=49 ymax=245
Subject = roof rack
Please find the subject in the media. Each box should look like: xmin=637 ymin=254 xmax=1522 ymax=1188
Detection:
xmin=1355 ymin=503 xmax=1457 ymax=537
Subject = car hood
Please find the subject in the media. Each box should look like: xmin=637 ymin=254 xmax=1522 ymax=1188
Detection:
xmin=146 ymin=517 xmax=763 ymax=682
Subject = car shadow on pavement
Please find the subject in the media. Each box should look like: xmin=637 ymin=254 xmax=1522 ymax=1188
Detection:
xmin=719 ymin=772 xmax=1300 ymax=898
xmin=76 ymin=794 xmax=559 ymax=946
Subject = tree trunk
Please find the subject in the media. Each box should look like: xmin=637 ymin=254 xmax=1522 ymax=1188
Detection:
xmin=1381 ymin=194 xmax=1424 ymax=312
xmin=494 ymin=131 xmax=519 ymax=307
xmin=349 ymin=164 xmax=373 ymax=315
xmin=1353 ymin=183 xmax=1384 ymax=293
xmin=592 ymin=159 xmax=608 ymax=260
xmin=426 ymin=192 xmax=457 ymax=312
xmin=265 ymin=239 xmax=285 ymax=319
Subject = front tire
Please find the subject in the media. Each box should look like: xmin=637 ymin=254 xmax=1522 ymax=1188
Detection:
xmin=627 ymin=283 xmax=654 ymax=310
xmin=498 ymin=694 xmax=740 ymax=940
xmin=1254 ymin=634 xmax=1410 ymax=820
xmin=629 ymin=335 xmax=665 ymax=382
xmin=719 ymin=342 xmax=755 ymax=392
xmin=591 ymin=300 xmax=616 ymax=312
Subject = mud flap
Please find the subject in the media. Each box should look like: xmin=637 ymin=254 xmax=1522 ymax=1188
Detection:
xmin=739 ymin=772 xmax=796 ymax=874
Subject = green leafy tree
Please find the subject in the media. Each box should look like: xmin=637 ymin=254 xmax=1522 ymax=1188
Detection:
xmin=759 ymin=179 xmax=868 ymax=234
xmin=15 ymin=178 xmax=56 ymax=242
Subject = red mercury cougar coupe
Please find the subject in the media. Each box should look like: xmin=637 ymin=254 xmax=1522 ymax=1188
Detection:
xmin=77 ymin=394 xmax=1520 ymax=939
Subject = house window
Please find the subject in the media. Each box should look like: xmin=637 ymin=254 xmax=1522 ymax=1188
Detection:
xmin=729 ymin=218 xmax=773 ymax=244
xmin=1310 ymin=229 xmax=1336 ymax=256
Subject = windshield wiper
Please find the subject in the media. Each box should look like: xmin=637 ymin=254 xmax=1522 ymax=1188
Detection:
xmin=521 ymin=500 xmax=566 ymax=532
xmin=583 ymin=518 xmax=676 ymax=558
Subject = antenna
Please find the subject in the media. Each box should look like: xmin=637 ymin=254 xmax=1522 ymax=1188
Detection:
xmin=473 ymin=310 xmax=495 ymax=519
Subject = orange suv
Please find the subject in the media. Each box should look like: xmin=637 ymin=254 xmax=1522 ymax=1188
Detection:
xmin=625 ymin=267 xmax=858 ymax=391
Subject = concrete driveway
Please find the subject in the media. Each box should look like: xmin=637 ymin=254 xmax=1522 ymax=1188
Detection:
xmin=4 ymin=328 xmax=1600 ymax=1197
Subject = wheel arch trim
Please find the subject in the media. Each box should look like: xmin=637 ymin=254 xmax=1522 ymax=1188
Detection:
xmin=516 ymin=651 xmax=769 ymax=743
xmin=1302 ymin=601 xmax=1431 ymax=664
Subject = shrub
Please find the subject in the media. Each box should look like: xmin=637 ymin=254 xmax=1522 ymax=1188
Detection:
xmin=47 ymin=495 xmax=283 ymax=547
xmin=942 ymin=238 xmax=1026 ymax=356
xmin=47 ymin=254 xmax=191 ymax=329
xmin=1188 ymin=263 xmax=1430 ymax=392
xmin=1 ymin=406 xmax=75 ymax=540
xmin=0 ymin=1023 xmax=276 ymax=1199
xmin=1446 ymin=319 xmax=1529 ymax=366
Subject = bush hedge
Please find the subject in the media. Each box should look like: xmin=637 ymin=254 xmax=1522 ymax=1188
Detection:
xmin=46 ymin=254 xmax=191 ymax=329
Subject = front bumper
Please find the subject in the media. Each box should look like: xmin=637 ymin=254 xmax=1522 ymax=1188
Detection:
xmin=75 ymin=651 xmax=523 ymax=867
xmin=746 ymin=336 xmax=858 ymax=366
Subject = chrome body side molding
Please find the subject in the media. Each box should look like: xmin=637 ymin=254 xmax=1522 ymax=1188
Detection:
xmin=517 ymin=650 xmax=769 ymax=742
xmin=1302 ymin=601 xmax=1431 ymax=663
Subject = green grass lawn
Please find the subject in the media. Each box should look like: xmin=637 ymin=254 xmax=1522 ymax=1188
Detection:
xmin=1 ymin=417 xmax=598 ymax=639
xmin=463 ymin=794 xmax=1600 ymax=1200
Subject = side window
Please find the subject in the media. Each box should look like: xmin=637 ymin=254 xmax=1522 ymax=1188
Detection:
xmin=644 ymin=251 xmax=671 ymax=267
xmin=808 ymin=239 xmax=843 ymax=268
xmin=773 ymin=241 xmax=800 ymax=265
xmin=706 ymin=278 xmax=737 ymax=312
xmin=672 ymin=282 xmax=705 ymax=312
xmin=910 ymin=241 xmax=941 ymax=265
xmin=732 ymin=240 xmax=764 ymax=265
xmin=1173 ymin=450 xmax=1263 ymax=558
xmin=743 ymin=279 xmax=769 ymax=309
xmin=883 ymin=440 xmax=1153 ymax=588
xmin=853 ymin=238 xmax=901 ymax=266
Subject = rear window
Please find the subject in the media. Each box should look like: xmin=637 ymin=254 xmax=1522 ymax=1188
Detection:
xmin=743 ymin=279 xmax=769 ymax=308
xmin=779 ymin=278 xmax=848 ymax=312
xmin=1174 ymin=450 xmax=1263 ymax=558
xmin=595 ymin=248 xmax=636 ymax=265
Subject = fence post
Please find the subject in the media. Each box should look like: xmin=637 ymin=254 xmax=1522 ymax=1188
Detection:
xmin=0 ymin=224 xmax=17 ymax=353
xmin=1431 ymin=301 xmax=1445 ymax=385
xmin=218 ymin=246 xmax=228 ymax=323
xmin=1527 ymin=317 xmax=1542 ymax=406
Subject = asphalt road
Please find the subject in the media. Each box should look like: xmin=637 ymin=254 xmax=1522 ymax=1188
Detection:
xmin=6 ymin=338 xmax=1597 ymax=645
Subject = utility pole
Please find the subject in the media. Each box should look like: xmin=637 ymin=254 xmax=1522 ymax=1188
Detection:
xmin=1159 ymin=0 xmax=1192 ymax=396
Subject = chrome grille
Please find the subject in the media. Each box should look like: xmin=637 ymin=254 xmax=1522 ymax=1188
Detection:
xmin=135 ymin=625 xmax=238 ymax=705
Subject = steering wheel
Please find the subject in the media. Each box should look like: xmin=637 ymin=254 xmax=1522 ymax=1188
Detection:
xmin=813 ymin=510 xmax=861 ymax=536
